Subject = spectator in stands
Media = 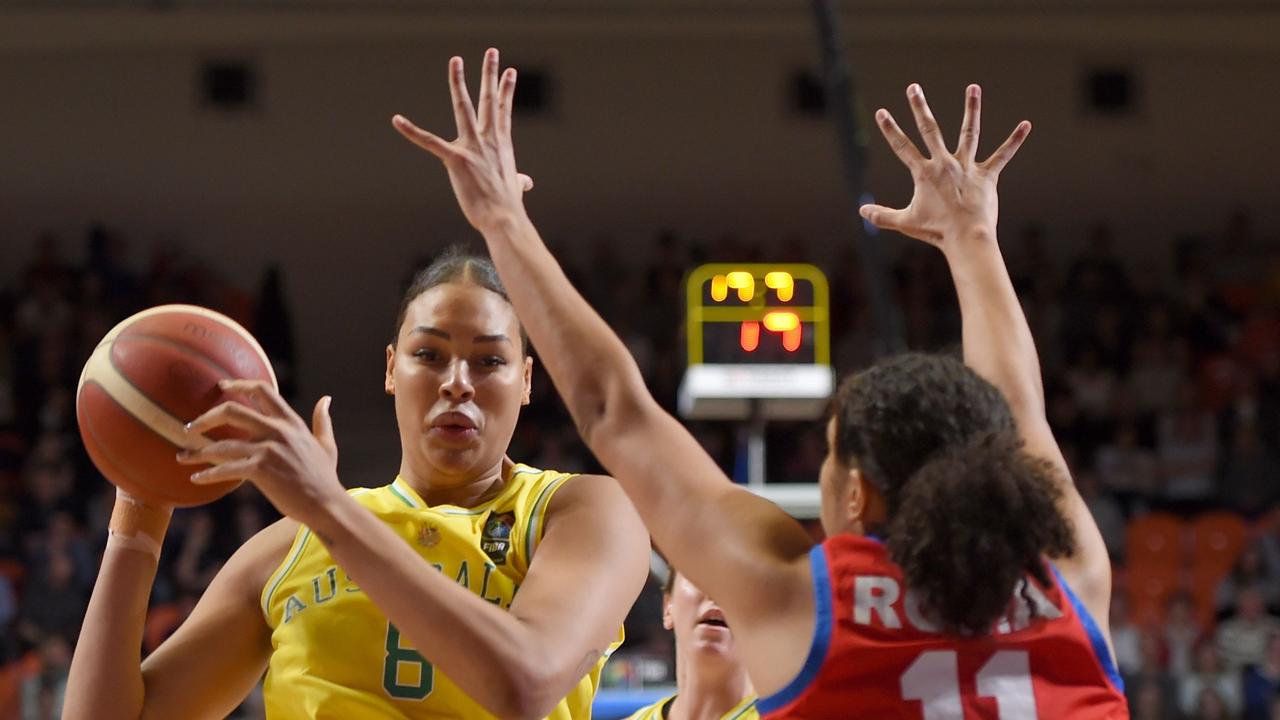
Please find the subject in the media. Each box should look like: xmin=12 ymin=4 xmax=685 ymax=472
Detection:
xmin=20 ymin=633 xmax=70 ymax=720
xmin=1178 ymin=637 xmax=1243 ymax=718
xmin=1255 ymin=352 xmax=1280 ymax=448
xmin=1217 ymin=585 xmax=1280 ymax=669
xmin=14 ymin=460 xmax=74 ymax=552
xmin=1217 ymin=545 xmax=1280 ymax=617
xmin=1129 ymin=328 xmax=1188 ymax=420
xmin=1165 ymin=591 xmax=1204 ymax=677
xmin=1018 ymin=273 xmax=1064 ymax=376
xmin=1130 ymin=677 xmax=1177 ymax=720
xmin=1126 ymin=624 xmax=1179 ymax=714
xmin=1079 ymin=470 xmax=1126 ymax=559
xmin=37 ymin=511 xmax=93 ymax=590
xmin=0 ymin=570 xmax=17 ymax=661
xmin=14 ymin=551 xmax=85 ymax=654
xmin=1111 ymin=585 xmax=1143 ymax=677
xmin=1243 ymin=631 xmax=1280 ymax=720
xmin=1096 ymin=421 xmax=1160 ymax=511
xmin=1158 ymin=384 xmax=1220 ymax=507
xmin=171 ymin=510 xmax=221 ymax=594
xmin=1190 ymin=686 xmax=1236 ymax=720
xmin=1219 ymin=418 xmax=1280 ymax=516
xmin=1066 ymin=343 xmax=1120 ymax=422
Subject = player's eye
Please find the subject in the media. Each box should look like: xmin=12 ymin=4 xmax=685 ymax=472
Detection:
xmin=413 ymin=348 xmax=442 ymax=363
xmin=479 ymin=355 xmax=508 ymax=368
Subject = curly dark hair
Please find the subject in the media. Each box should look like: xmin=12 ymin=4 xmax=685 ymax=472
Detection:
xmin=392 ymin=244 xmax=528 ymax=354
xmin=832 ymin=353 xmax=1075 ymax=635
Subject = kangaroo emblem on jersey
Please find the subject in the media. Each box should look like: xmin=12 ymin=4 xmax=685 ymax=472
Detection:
xmin=481 ymin=511 xmax=516 ymax=565
xmin=417 ymin=523 xmax=441 ymax=548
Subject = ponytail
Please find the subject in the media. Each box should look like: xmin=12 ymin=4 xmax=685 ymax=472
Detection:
xmin=884 ymin=431 xmax=1075 ymax=635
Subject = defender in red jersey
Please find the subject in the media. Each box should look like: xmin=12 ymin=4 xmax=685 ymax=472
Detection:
xmin=396 ymin=49 xmax=1125 ymax=719
xmin=760 ymin=533 xmax=1125 ymax=718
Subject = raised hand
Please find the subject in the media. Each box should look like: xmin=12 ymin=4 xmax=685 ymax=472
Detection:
xmin=859 ymin=84 xmax=1030 ymax=247
xmin=177 ymin=380 xmax=343 ymax=527
xmin=392 ymin=48 xmax=533 ymax=235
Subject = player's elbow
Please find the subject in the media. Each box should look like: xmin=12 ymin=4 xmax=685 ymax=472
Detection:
xmin=483 ymin=660 xmax=565 ymax=720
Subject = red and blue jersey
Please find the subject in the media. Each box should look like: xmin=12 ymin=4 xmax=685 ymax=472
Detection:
xmin=758 ymin=534 xmax=1128 ymax=719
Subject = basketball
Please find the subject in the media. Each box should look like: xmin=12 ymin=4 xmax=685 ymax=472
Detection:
xmin=76 ymin=304 xmax=278 ymax=507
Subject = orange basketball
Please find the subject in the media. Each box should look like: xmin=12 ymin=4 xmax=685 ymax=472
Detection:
xmin=76 ymin=304 xmax=277 ymax=507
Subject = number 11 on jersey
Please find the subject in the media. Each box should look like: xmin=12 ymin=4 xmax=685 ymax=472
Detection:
xmin=900 ymin=650 xmax=1037 ymax=719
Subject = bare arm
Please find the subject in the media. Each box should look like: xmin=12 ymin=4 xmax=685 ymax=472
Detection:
xmin=859 ymin=84 xmax=1112 ymax=625
xmin=306 ymin=475 xmax=648 ymax=719
xmin=64 ymin=508 xmax=290 ymax=720
xmin=390 ymin=49 xmax=818 ymax=696
xmin=181 ymin=384 xmax=649 ymax=719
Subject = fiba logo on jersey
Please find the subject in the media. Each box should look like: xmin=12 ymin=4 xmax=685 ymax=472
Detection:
xmin=481 ymin=512 xmax=516 ymax=565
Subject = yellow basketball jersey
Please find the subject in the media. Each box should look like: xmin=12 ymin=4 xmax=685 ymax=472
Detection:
xmin=624 ymin=694 xmax=759 ymax=720
xmin=261 ymin=464 xmax=621 ymax=719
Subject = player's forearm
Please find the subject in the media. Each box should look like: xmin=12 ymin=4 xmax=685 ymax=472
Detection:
xmin=944 ymin=226 xmax=1046 ymax=419
xmin=479 ymin=211 xmax=654 ymax=441
xmin=476 ymin=214 xmax=717 ymax=533
xmin=312 ymin=496 xmax=567 ymax=719
xmin=64 ymin=541 xmax=164 ymax=720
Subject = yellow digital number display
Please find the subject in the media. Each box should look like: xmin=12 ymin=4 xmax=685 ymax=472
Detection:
xmin=686 ymin=263 xmax=830 ymax=366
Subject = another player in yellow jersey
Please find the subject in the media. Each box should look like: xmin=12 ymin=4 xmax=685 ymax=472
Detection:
xmin=626 ymin=569 xmax=757 ymax=720
xmin=65 ymin=250 xmax=650 ymax=719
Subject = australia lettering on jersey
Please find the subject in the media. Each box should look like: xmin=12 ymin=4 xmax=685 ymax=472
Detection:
xmin=281 ymin=560 xmax=519 ymax=624
xmin=851 ymin=574 xmax=1063 ymax=635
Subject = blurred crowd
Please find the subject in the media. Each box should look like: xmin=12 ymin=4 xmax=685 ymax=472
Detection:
xmin=1 ymin=211 xmax=1279 ymax=718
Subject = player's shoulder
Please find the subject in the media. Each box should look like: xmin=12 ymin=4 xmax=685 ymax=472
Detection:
xmin=623 ymin=695 xmax=673 ymax=720
xmin=503 ymin=462 xmax=599 ymax=514
xmin=523 ymin=465 xmax=617 ymax=503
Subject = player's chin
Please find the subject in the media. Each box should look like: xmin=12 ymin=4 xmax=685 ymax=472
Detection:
xmin=421 ymin=440 xmax=486 ymax=473
xmin=690 ymin=624 xmax=735 ymax=651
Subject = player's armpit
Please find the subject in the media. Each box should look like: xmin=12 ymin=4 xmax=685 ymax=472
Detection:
xmin=503 ymin=474 xmax=649 ymax=711
xmin=138 ymin=518 xmax=295 ymax=720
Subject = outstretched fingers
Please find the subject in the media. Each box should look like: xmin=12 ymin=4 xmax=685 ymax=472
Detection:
xmin=859 ymin=204 xmax=908 ymax=232
xmin=874 ymin=109 xmax=925 ymax=173
xmin=981 ymin=120 xmax=1032 ymax=176
xmin=448 ymin=56 xmax=479 ymax=141
xmin=906 ymin=84 xmax=949 ymax=159
xmin=392 ymin=115 xmax=456 ymax=160
xmin=477 ymin=48 xmax=501 ymax=133
xmin=496 ymin=67 xmax=517 ymax=141
xmin=956 ymin=84 xmax=982 ymax=163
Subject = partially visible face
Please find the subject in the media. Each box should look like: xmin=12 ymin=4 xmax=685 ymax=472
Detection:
xmin=1166 ymin=596 xmax=1194 ymax=625
xmin=1238 ymin=587 xmax=1266 ymax=622
xmin=386 ymin=282 xmax=532 ymax=484
xmin=664 ymin=572 xmax=738 ymax=661
xmin=818 ymin=416 xmax=852 ymax=537
xmin=1194 ymin=642 xmax=1222 ymax=673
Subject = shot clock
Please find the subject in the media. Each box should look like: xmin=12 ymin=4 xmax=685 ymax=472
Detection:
xmin=678 ymin=263 xmax=836 ymax=424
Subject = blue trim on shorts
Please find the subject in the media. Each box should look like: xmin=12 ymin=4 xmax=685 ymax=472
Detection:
xmin=758 ymin=544 xmax=833 ymax=714
xmin=1049 ymin=563 xmax=1125 ymax=692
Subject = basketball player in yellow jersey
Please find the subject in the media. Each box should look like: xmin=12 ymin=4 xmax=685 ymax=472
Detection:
xmin=65 ymin=249 xmax=650 ymax=719
xmin=626 ymin=569 xmax=757 ymax=720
